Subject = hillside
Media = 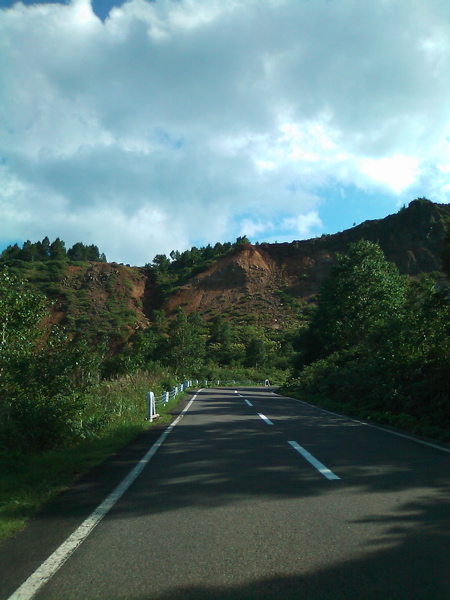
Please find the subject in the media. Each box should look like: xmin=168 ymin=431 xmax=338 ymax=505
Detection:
xmin=2 ymin=198 xmax=449 ymax=342
xmin=2 ymin=259 xmax=151 ymax=347
xmin=161 ymin=198 xmax=450 ymax=326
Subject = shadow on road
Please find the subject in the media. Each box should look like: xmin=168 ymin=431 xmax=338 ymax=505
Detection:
xmin=1 ymin=388 xmax=449 ymax=600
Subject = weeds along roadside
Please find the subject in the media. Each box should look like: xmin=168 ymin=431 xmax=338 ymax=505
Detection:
xmin=281 ymin=386 xmax=450 ymax=445
xmin=0 ymin=371 xmax=187 ymax=543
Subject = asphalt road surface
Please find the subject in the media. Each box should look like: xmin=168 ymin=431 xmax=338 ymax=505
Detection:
xmin=1 ymin=387 xmax=449 ymax=600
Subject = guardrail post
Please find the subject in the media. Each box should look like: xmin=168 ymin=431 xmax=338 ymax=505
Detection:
xmin=147 ymin=391 xmax=156 ymax=421
xmin=163 ymin=391 xmax=169 ymax=404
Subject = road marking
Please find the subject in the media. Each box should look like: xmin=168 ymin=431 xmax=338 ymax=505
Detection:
xmin=7 ymin=392 xmax=202 ymax=600
xmin=258 ymin=413 xmax=273 ymax=425
xmin=274 ymin=393 xmax=450 ymax=455
xmin=365 ymin=425 xmax=450 ymax=454
xmin=288 ymin=441 xmax=341 ymax=480
xmin=244 ymin=399 xmax=253 ymax=407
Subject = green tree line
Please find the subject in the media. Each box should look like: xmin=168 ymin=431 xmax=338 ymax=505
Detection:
xmin=148 ymin=236 xmax=250 ymax=296
xmin=1 ymin=237 xmax=107 ymax=263
xmin=103 ymin=308 xmax=294 ymax=381
xmin=2 ymin=229 xmax=449 ymax=458
xmin=284 ymin=238 xmax=450 ymax=440
xmin=0 ymin=255 xmax=289 ymax=457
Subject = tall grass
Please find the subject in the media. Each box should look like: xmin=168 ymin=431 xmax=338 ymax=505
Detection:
xmin=0 ymin=370 xmax=185 ymax=541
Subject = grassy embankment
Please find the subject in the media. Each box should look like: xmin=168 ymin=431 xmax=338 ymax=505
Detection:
xmin=0 ymin=372 xmax=187 ymax=542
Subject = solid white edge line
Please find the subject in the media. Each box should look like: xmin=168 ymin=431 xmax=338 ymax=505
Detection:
xmin=258 ymin=413 xmax=274 ymax=425
xmin=273 ymin=393 xmax=450 ymax=455
xmin=288 ymin=441 xmax=340 ymax=480
xmin=8 ymin=391 xmax=202 ymax=600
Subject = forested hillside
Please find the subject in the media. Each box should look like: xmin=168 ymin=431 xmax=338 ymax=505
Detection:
xmin=1 ymin=197 xmax=449 ymax=460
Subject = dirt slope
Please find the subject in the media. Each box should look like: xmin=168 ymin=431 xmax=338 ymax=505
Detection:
xmin=41 ymin=199 xmax=449 ymax=338
xmin=164 ymin=244 xmax=291 ymax=326
xmin=161 ymin=199 xmax=450 ymax=325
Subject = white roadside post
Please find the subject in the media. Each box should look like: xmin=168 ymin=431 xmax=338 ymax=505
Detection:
xmin=147 ymin=391 xmax=159 ymax=422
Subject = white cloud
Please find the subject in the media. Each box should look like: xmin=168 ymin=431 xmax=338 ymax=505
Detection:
xmin=1 ymin=0 xmax=450 ymax=264
xmin=238 ymin=218 xmax=275 ymax=239
xmin=282 ymin=212 xmax=323 ymax=238
xmin=359 ymin=155 xmax=420 ymax=195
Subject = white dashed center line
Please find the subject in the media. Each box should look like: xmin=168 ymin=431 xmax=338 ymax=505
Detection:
xmin=258 ymin=413 xmax=274 ymax=425
xmin=288 ymin=441 xmax=340 ymax=480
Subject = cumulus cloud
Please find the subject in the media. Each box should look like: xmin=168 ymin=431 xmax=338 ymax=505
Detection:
xmin=1 ymin=0 xmax=450 ymax=264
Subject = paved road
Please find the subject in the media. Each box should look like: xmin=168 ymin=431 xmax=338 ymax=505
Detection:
xmin=1 ymin=388 xmax=449 ymax=599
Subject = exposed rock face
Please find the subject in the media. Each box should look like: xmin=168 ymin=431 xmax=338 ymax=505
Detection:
xmin=265 ymin=198 xmax=449 ymax=272
xmin=162 ymin=199 xmax=450 ymax=325
xmin=164 ymin=244 xmax=286 ymax=324
xmin=48 ymin=199 xmax=450 ymax=336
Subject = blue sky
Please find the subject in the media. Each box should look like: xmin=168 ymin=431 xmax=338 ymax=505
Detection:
xmin=1 ymin=0 xmax=450 ymax=265
xmin=0 ymin=0 xmax=123 ymax=21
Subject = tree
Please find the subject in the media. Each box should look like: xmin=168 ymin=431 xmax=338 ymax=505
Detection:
xmin=0 ymin=243 xmax=21 ymax=262
xmin=0 ymin=269 xmax=105 ymax=454
xmin=0 ymin=268 xmax=47 ymax=349
xmin=85 ymin=244 xmax=102 ymax=261
xmin=67 ymin=242 xmax=105 ymax=262
xmin=442 ymin=219 xmax=450 ymax=279
xmin=302 ymin=240 xmax=408 ymax=364
xmin=36 ymin=236 xmax=51 ymax=260
xmin=49 ymin=238 xmax=67 ymax=261
xmin=208 ymin=315 xmax=235 ymax=365
xmin=235 ymin=235 xmax=250 ymax=245
xmin=152 ymin=254 xmax=171 ymax=273
xmin=20 ymin=240 xmax=38 ymax=262
xmin=245 ymin=337 xmax=266 ymax=367
xmin=162 ymin=310 xmax=207 ymax=377
xmin=67 ymin=242 xmax=85 ymax=261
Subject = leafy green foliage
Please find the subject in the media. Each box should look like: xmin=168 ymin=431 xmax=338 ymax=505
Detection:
xmin=0 ymin=268 xmax=48 ymax=351
xmin=0 ymin=369 xmax=183 ymax=541
xmin=160 ymin=310 xmax=207 ymax=377
xmin=0 ymin=269 xmax=108 ymax=455
xmin=147 ymin=239 xmax=246 ymax=298
xmin=442 ymin=219 xmax=450 ymax=278
xmin=284 ymin=241 xmax=450 ymax=440
xmin=245 ymin=337 xmax=267 ymax=367
xmin=2 ymin=220 xmax=448 ymax=463
xmin=301 ymin=240 xmax=408 ymax=365
xmin=67 ymin=242 xmax=106 ymax=262
xmin=1 ymin=237 xmax=106 ymax=263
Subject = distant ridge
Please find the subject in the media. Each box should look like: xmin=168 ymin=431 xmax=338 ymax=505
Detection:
xmin=160 ymin=198 xmax=450 ymax=326
xmin=2 ymin=198 xmax=449 ymax=340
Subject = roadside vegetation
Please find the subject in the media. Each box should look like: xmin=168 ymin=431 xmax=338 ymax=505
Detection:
xmin=1 ymin=213 xmax=449 ymax=540
xmin=282 ymin=238 xmax=450 ymax=442
xmin=0 ymin=262 xmax=284 ymax=540
xmin=0 ymin=371 xmax=186 ymax=541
